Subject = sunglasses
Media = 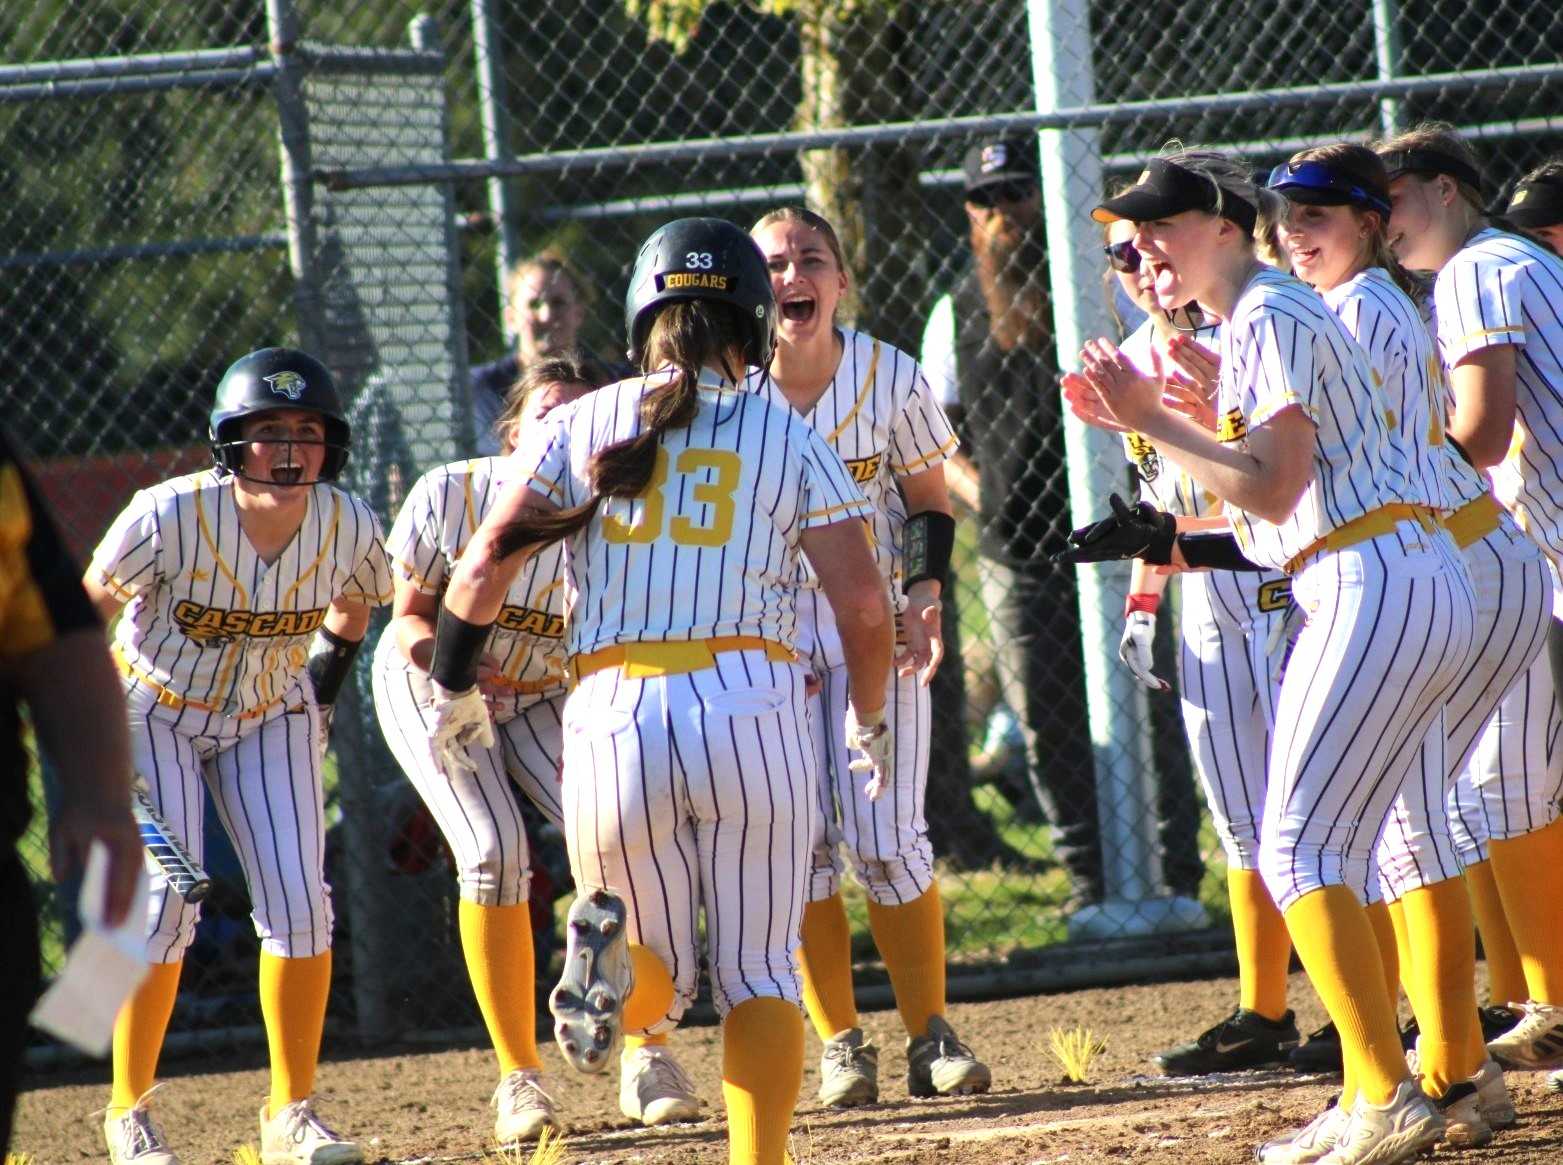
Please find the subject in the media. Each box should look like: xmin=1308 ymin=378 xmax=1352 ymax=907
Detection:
xmin=1267 ymin=161 xmax=1392 ymax=217
xmin=1103 ymin=240 xmax=1141 ymax=274
xmin=968 ymin=180 xmax=1037 ymax=208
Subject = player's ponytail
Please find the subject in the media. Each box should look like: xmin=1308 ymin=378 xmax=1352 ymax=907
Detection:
xmin=488 ymin=298 xmax=748 ymax=559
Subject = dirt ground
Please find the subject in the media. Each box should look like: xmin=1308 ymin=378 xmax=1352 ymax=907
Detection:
xmin=16 ymin=968 xmax=1563 ymax=1164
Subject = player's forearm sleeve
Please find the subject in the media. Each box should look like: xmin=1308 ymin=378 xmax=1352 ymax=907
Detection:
xmin=1177 ymin=531 xmax=1266 ymax=572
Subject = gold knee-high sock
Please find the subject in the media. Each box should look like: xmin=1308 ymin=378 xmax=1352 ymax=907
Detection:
xmin=798 ymin=895 xmax=859 ymax=1040
xmin=1464 ymin=859 xmax=1527 ymax=1005
xmin=1284 ymin=886 xmax=1406 ymax=1105
xmin=624 ymin=943 xmax=677 ymax=1033
xmin=110 ymin=961 xmax=183 ymax=1112
xmin=1398 ymin=879 xmax=1481 ymax=1093
xmin=1489 ymin=817 xmax=1563 ymax=1002
xmin=1367 ymin=899 xmax=1402 ymax=1008
xmin=260 ymin=950 xmax=333 ymax=1117
xmin=865 ymin=885 xmax=947 ymax=1039
xmin=723 ymin=998 xmax=803 ymax=1165
xmin=1229 ymin=868 xmax=1292 ymax=1020
xmin=457 ymin=900 xmax=538 ymax=1076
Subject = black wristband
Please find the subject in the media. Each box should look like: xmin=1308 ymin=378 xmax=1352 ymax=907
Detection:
xmin=306 ymin=626 xmax=361 ymax=707
xmin=903 ymin=511 xmax=956 ymax=588
xmin=1176 ymin=531 xmax=1266 ymax=572
xmin=430 ymin=603 xmax=492 ymax=692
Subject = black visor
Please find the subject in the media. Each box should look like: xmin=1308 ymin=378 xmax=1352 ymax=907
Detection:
xmin=1092 ymin=158 xmax=1257 ymax=235
xmin=1378 ymin=147 xmax=1485 ymax=195
xmin=1506 ymin=176 xmax=1563 ymax=229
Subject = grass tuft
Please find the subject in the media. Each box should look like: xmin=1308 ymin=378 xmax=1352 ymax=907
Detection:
xmin=485 ymin=1126 xmax=569 ymax=1165
xmin=1046 ymin=1025 xmax=1108 ymax=1083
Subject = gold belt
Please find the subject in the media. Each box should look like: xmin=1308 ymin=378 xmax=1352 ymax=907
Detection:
xmin=114 ymin=648 xmax=282 ymax=720
xmin=570 ymin=635 xmax=796 ymax=684
xmin=1284 ymin=504 xmax=1442 ymax=576
xmin=1443 ymin=494 xmax=1502 ymax=551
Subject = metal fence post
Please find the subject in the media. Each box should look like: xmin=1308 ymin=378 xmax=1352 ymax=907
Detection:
xmin=266 ymin=0 xmax=325 ymax=356
xmin=1026 ymin=0 xmax=1207 ymax=939
xmin=470 ymin=0 xmax=523 ymax=347
xmin=1373 ymin=0 xmax=1405 ymax=137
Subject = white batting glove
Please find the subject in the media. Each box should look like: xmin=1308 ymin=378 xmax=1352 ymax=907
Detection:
xmin=845 ymin=706 xmax=894 ymax=801
xmin=429 ymin=679 xmax=495 ymax=775
xmin=1118 ymin=612 xmax=1169 ymax=692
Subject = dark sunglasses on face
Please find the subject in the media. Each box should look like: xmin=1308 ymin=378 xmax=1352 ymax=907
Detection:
xmin=968 ymin=180 xmax=1037 ymax=208
xmin=1103 ymin=240 xmax=1141 ymax=273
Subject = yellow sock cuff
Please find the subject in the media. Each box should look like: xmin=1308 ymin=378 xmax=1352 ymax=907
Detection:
xmin=110 ymin=960 xmax=183 ymax=1112
xmin=625 ymin=943 xmax=675 ymax=1033
xmin=1490 ymin=818 xmax=1563 ymax=1003
xmin=456 ymin=900 xmax=539 ymax=1075
xmin=260 ymin=950 xmax=333 ymax=1115
xmin=1399 ymin=879 xmax=1481 ymax=1091
xmin=1463 ymin=860 xmax=1527 ymax=1005
xmin=798 ymin=895 xmax=859 ymax=1041
xmin=1227 ymin=868 xmax=1291 ymax=1020
xmin=723 ymin=998 xmax=804 ymax=1165
xmin=865 ymin=885 xmax=947 ymax=1039
xmin=1284 ymin=886 xmax=1404 ymax=1105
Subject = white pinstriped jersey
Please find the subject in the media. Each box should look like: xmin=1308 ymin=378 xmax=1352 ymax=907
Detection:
xmin=1322 ymin=267 xmax=1450 ymax=512
xmin=1118 ymin=320 xmax=1222 ymax=516
xmin=1434 ymin=228 xmax=1563 ymax=562
xmin=745 ymin=329 xmax=958 ymax=590
xmin=90 ymin=470 xmax=391 ymax=716
xmin=386 ymin=457 xmax=569 ymax=707
xmin=518 ymin=367 xmax=872 ymax=656
xmin=1216 ymin=266 xmax=1403 ymax=571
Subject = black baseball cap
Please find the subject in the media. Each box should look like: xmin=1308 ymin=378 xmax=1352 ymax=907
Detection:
xmin=1506 ymin=174 xmax=1563 ymax=229
xmin=1092 ymin=158 xmax=1258 ymax=235
xmin=963 ymin=137 xmax=1039 ymax=195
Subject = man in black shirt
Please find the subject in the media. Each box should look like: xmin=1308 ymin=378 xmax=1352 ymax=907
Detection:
xmin=0 ymin=429 xmax=140 ymax=1149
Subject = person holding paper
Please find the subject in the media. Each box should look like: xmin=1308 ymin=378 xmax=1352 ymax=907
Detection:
xmin=0 ymin=425 xmax=141 ymax=1151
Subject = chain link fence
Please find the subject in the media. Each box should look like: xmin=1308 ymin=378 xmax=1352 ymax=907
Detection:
xmin=6 ymin=0 xmax=1562 ymax=1070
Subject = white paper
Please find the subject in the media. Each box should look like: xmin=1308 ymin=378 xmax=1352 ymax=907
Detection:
xmin=29 ymin=839 xmax=150 ymax=1056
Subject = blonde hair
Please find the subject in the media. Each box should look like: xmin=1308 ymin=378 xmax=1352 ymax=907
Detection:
xmin=1160 ymin=148 xmax=1290 ymax=268
xmin=1374 ymin=122 xmax=1486 ymax=213
xmin=504 ymin=249 xmax=591 ymax=311
xmin=1285 ymin=142 xmax=1426 ymax=302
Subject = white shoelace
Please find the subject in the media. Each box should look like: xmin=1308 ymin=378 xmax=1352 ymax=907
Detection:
xmin=498 ymin=1070 xmax=556 ymax=1113
xmin=634 ymin=1049 xmax=696 ymax=1097
xmin=273 ymin=1100 xmax=343 ymax=1145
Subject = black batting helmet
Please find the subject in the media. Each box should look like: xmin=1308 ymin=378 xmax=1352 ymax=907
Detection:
xmin=624 ymin=217 xmax=775 ymax=368
xmin=209 ymin=348 xmax=350 ymax=482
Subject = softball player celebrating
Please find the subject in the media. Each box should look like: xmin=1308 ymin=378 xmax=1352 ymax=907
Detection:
xmin=1079 ymin=216 xmax=1303 ymax=1078
xmin=85 ymin=348 xmax=391 ymax=1165
xmin=1377 ymin=124 xmax=1563 ymax=1071
xmin=744 ymin=206 xmax=989 ymax=1107
xmin=370 ymin=356 xmax=604 ymax=1146
xmin=1078 ymin=152 xmax=1476 ymax=1164
xmin=426 ymin=217 xmax=895 ymax=1165
xmin=1269 ymin=142 xmax=1545 ymax=1143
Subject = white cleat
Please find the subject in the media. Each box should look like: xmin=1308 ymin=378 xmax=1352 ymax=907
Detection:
xmin=259 ymin=1098 xmax=363 ymax=1165
xmin=619 ymin=1045 xmax=703 ymax=1126
xmin=104 ymin=1088 xmax=180 ymax=1165
xmin=905 ymin=1016 xmax=991 ymax=1098
xmin=1431 ymin=1080 xmax=1492 ymax=1148
xmin=818 ymin=1027 xmax=879 ymax=1108
xmin=1486 ymin=1000 xmax=1563 ymax=1069
xmin=493 ymin=1068 xmax=561 ymax=1145
xmin=1470 ymin=1057 xmax=1516 ymax=1129
xmin=550 ymin=889 xmax=634 ymax=1075
xmin=1316 ymin=1079 xmax=1443 ymax=1165
xmin=1256 ymin=1100 xmax=1349 ymax=1164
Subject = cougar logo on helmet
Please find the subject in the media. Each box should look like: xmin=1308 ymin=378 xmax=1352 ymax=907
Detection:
xmin=264 ymin=371 xmax=307 ymax=401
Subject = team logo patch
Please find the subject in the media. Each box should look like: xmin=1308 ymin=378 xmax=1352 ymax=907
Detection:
xmin=656 ymin=271 xmax=732 ymax=292
xmin=980 ymin=144 xmax=1008 ymax=173
xmin=1125 ymin=432 xmax=1160 ymax=482
xmin=843 ymin=453 xmax=884 ymax=485
xmin=263 ymin=371 xmax=307 ymax=401
xmin=1512 ymin=187 xmax=1530 ymax=206
xmin=1257 ymin=579 xmax=1293 ymax=613
xmin=1215 ymin=408 xmax=1248 ymax=442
